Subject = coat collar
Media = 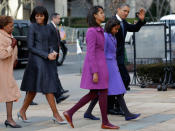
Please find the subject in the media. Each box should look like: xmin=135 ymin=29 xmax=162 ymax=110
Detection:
xmin=108 ymin=33 xmax=115 ymax=37
xmin=92 ymin=26 xmax=104 ymax=32
xmin=116 ymin=14 xmax=122 ymax=22
xmin=105 ymin=32 xmax=115 ymax=38
xmin=0 ymin=29 xmax=13 ymax=38
xmin=95 ymin=26 xmax=104 ymax=32
xmin=51 ymin=21 xmax=57 ymax=28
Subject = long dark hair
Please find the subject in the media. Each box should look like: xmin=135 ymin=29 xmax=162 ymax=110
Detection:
xmin=105 ymin=18 xmax=120 ymax=33
xmin=30 ymin=6 xmax=48 ymax=25
xmin=87 ymin=5 xmax=103 ymax=27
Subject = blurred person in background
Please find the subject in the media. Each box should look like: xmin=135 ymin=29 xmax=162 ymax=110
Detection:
xmin=49 ymin=12 xmax=69 ymax=104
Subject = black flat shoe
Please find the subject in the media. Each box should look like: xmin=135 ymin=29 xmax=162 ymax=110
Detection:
xmin=56 ymin=95 xmax=70 ymax=104
xmin=125 ymin=114 xmax=141 ymax=121
xmin=126 ymin=87 xmax=131 ymax=91
xmin=30 ymin=101 xmax=38 ymax=105
xmin=62 ymin=90 xmax=69 ymax=94
xmin=84 ymin=113 xmax=100 ymax=120
xmin=4 ymin=120 xmax=22 ymax=128
xmin=114 ymin=108 xmax=125 ymax=116
xmin=108 ymin=109 xmax=125 ymax=116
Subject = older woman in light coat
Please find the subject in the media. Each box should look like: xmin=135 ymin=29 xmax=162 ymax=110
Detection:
xmin=0 ymin=15 xmax=21 ymax=128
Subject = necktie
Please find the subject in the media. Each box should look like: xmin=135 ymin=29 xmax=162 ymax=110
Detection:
xmin=120 ymin=21 xmax=125 ymax=38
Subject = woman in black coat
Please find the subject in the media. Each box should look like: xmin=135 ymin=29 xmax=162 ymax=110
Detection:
xmin=18 ymin=6 xmax=67 ymax=124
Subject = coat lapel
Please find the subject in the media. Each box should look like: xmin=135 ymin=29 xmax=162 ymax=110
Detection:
xmin=50 ymin=23 xmax=59 ymax=41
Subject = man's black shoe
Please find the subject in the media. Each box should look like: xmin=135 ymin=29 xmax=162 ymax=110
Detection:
xmin=107 ymin=109 xmax=120 ymax=115
xmin=107 ymin=109 xmax=125 ymax=116
xmin=114 ymin=108 xmax=125 ymax=116
xmin=126 ymin=87 xmax=130 ymax=91
xmin=62 ymin=90 xmax=69 ymax=94
xmin=30 ymin=101 xmax=38 ymax=105
xmin=56 ymin=95 xmax=69 ymax=104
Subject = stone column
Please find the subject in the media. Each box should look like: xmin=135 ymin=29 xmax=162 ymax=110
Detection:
xmin=55 ymin=0 xmax=67 ymax=17
xmin=8 ymin=0 xmax=23 ymax=19
xmin=93 ymin=0 xmax=105 ymax=7
xmin=170 ymin=0 xmax=175 ymax=13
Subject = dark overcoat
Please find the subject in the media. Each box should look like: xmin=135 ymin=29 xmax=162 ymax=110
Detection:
xmin=113 ymin=16 xmax=146 ymax=87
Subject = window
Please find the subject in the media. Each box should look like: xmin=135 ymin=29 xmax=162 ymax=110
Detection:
xmin=12 ymin=24 xmax=21 ymax=36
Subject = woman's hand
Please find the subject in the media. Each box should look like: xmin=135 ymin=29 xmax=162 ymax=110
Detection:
xmin=48 ymin=52 xmax=57 ymax=60
xmin=13 ymin=60 xmax=18 ymax=68
xmin=11 ymin=38 xmax=17 ymax=49
xmin=93 ymin=73 xmax=98 ymax=83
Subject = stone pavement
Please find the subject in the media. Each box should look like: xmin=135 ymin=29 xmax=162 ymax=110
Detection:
xmin=1 ymin=74 xmax=175 ymax=131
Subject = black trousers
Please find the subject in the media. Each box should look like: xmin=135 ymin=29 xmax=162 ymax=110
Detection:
xmin=118 ymin=64 xmax=130 ymax=89
xmin=86 ymin=64 xmax=131 ymax=112
xmin=60 ymin=40 xmax=68 ymax=56
xmin=54 ymin=74 xmax=64 ymax=99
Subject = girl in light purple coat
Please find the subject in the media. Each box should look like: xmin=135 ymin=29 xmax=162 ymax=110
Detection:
xmin=63 ymin=6 xmax=119 ymax=129
xmin=104 ymin=18 xmax=140 ymax=121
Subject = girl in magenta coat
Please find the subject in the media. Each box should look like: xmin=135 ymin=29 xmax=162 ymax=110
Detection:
xmin=63 ymin=6 xmax=119 ymax=130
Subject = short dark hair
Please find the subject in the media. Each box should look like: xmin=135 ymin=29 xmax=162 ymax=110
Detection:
xmin=117 ymin=3 xmax=130 ymax=9
xmin=0 ymin=16 xmax=13 ymax=29
xmin=30 ymin=6 xmax=48 ymax=25
xmin=50 ymin=13 xmax=60 ymax=20
xmin=87 ymin=5 xmax=103 ymax=27
xmin=105 ymin=18 xmax=120 ymax=33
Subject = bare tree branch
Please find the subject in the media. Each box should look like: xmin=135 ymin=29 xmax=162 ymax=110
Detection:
xmin=158 ymin=0 xmax=166 ymax=19
xmin=147 ymin=9 xmax=155 ymax=21
xmin=14 ymin=0 xmax=22 ymax=18
xmin=164 ymin=1 xmax=170 ymax=16
xmin=0 ymin=0 xmax=8 ymax=15
xmin=109 ymin=0 xmax=126 ymax=14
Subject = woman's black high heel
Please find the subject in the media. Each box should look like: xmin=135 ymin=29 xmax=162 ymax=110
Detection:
xmin=4 ymin=120 xmax=22 ymax=128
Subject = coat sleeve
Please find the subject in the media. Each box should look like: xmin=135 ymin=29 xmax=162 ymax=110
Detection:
xmin=126 ymin=20 xmax=146 ymax=32
xmin=48 ymin=24 xmax=60 ymax=54
xmin=27 ymin=24 xmax=48 ymax=59
xmin=0 ymin=40 xmax=13 ymax=60
xmin=86 ymin=30 xmax=98 ymax=74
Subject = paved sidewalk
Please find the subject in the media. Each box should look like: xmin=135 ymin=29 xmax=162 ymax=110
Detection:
xmin=1 ymin=74 xmax=175 ymax=131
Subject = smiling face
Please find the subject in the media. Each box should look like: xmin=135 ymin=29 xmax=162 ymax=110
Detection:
xmin=3 ymin=22 xmax=14 ymax=34
xmin=117 ymin=6 xmax=130 ymax=20
xmin=35 ymin=13 xmax=45 ymax=25
xmin=94 ymin=8 xmax=105 ymax=25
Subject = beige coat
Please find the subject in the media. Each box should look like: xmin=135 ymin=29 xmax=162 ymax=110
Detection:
xmin=0 ymin=29 xmax=21 ymax=102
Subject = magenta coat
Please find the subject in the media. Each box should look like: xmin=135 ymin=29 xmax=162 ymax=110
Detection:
xmin=80 ymin=27 xmax=109 ymax=90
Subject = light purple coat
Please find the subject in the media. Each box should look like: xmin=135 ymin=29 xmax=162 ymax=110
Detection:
xmin=104 ymin=32 xmax=126 ymax=95
xmin=80 ymin=27 xmax=109 ymax=90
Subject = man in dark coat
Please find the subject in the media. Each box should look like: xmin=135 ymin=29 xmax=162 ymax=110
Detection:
xmin=49 ymin=13 xmax=69 ymax=104
xmin=107 ymin=3 xmax=146 ymax=115
xmin=83 ymin=3 xmax=146 ymax=119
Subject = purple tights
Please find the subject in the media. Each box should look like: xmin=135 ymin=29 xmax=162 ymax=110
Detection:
xmin=67 ymin=89 xmax=109 ymax=125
